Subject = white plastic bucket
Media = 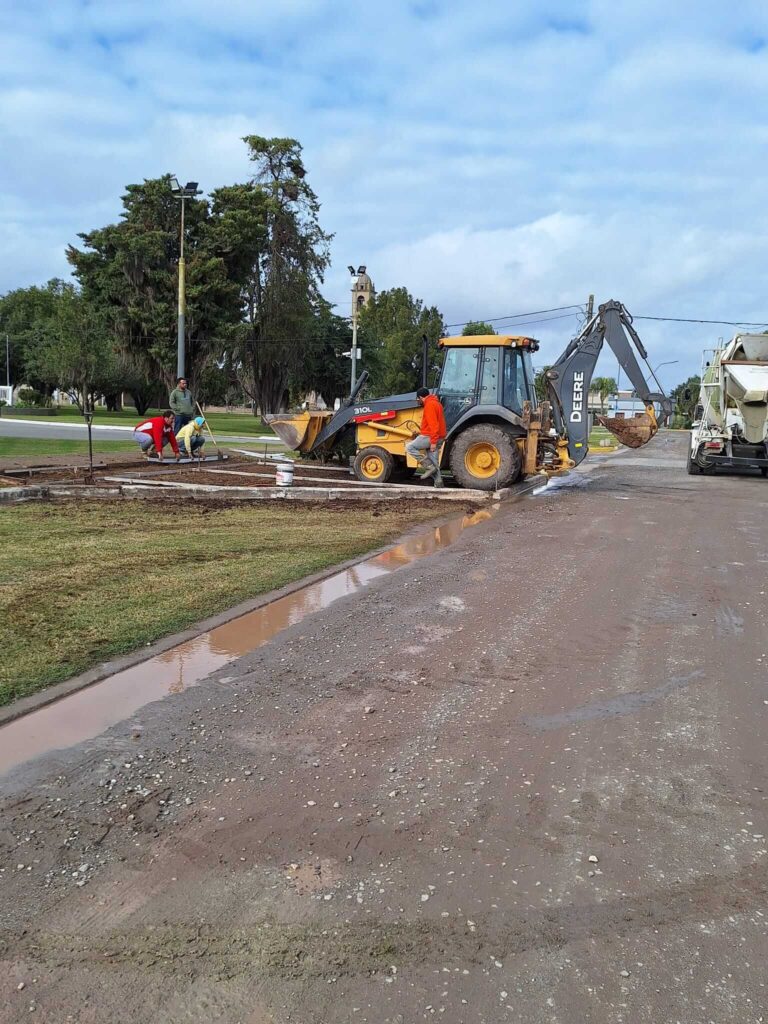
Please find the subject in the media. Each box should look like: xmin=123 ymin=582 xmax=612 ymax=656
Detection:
xmin=275 ymin=463 xmax=294 ymax=487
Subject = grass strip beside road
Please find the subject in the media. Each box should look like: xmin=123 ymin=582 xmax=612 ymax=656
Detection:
xmin=0 ymin=499 xmax=442 ymax=706
xmin=4 ymin=409 xmax=274 ymax=436
xmin=0 ymin=438 xmax=137 ymax=458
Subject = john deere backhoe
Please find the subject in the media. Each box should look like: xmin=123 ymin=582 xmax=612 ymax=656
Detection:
xmin=267 ymin=300 xmax=673 ymax=490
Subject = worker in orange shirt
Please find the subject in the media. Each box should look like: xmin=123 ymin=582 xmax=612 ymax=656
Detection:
xmin=406 ymin=387 xmax=447 ymax=487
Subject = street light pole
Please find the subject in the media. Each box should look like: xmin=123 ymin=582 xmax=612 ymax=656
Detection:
xmin=348 ymin=265 xmax=367 ymax=392
xmin=177 ymin=195 xmax=186 ymax=380
xmin=170 ymin=177 xmax=202 ymax=380
xmin=652 ymin=359 xmax=679 ymax=379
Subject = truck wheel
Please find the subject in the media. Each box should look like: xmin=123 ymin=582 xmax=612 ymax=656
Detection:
xmin=696 ymin=448 xmax=717 ymax=475
xmin=686 ymin=449 xmax=701 ymax=475
xmin=449 ymin=425 xmax=522 ymax=491
xmin=353 ymin=446 xmax=394 ymax=483
xmin=761 ymin=467 xmax=768 ymax=478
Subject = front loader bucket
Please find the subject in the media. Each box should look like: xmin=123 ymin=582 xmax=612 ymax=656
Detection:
xmin=264 ymin=411 xmax=333 ymax=453
xmin=597 ymin=411 xmax=659 ymax=449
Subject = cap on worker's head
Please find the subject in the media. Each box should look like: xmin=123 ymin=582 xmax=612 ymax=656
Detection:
xmin=194 ymin=416 xmax=205 ymax=427
xmin=416 ymin=387 xmax=430 ymax=399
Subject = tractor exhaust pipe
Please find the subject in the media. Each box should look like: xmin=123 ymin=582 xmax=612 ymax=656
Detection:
xmin=340 ymin=369 xmax=369 ymax=411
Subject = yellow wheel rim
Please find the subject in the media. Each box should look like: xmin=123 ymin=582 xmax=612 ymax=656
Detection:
xmin=360 ymin=454 xmax=384 ymax=479
xmin=465 ymin=441 xmax=501 ymax=479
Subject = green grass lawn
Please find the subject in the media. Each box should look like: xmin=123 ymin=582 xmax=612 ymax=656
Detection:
xmin=0 ymin=499 xmax=442 ymax=705
xmin=5 ymin=408 xmax=273 ymax=435
xmin=589 ymin=426 xmax=616 ymax=447
xmin=0 ymin=438 xmax=137 ymax=458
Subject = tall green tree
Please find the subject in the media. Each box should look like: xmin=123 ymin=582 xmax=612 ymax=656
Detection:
xmin=288 ymin=301 xmax=351 ymax=406
xmin=25 ymin=285 xmax=115 ymax=413
xmin=67 ymin=176 xmax=237 ymax=390
xmin=227 ymin=136 xmax=332 ymax=413
xmin=461 ymin=321 xmax=496 ymax=336
xmin=533 ymin=364 xmax=552 ymax=403
xmin=592 ymin=375 xmax=618 ymax=414
xmin=670 ymin=374 xmax=701 ymax=426
xmin=358 ymin=287 xmax=445 ymax=397
xmin=0 ymin=280 xmax=64 ymax=392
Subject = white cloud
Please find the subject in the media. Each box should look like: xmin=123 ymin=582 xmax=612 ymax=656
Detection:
xmin=2 ymin=0 xmax=768 ymax=381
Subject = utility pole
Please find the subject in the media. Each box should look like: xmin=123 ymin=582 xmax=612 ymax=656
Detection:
xmin=351 ymin=286 xmax=359 ymax=391
xmin=5 ymin=334 xmax=9 ymax=388
xmin=347 ymin=265 xmax=371 ymax=392
xmin=177 ymin=195 xmax=186 ymax=379
xmin=170 ymin=178 xmax=202 ymax=380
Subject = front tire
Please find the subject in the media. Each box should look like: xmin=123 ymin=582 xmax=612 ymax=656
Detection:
xmin=449 ymin=424 xmax=522 ymax=491
xmin=353 ymin=446 xmax=394 ymax=484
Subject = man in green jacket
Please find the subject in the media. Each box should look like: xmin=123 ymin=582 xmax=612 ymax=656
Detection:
xmin=169 ymin=377 xmax=194 ymax=434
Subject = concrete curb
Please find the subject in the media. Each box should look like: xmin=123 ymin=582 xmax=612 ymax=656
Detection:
xmin=0 ymin=485 xmax=48 ymax=503
xmin=117 ymin=482 xmax=488 ymax=501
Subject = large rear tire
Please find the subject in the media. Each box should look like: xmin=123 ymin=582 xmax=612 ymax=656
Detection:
xmin=449 ymin=424 xmax=522 ymax=491
xmin=353 ymin=446 xmax=394 ymax=484
xmin=696 ymin=447 xmax=717 ymax=475
xmin=686 ymin=449 xmax=701 ymax=475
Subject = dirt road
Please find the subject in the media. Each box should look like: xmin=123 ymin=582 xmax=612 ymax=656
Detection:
xmin=2 ymin=432 xmax=768 ymax=1023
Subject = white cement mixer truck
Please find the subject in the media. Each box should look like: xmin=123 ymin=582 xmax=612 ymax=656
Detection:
xmin=688 ymin=333 xmax=768 ymax=476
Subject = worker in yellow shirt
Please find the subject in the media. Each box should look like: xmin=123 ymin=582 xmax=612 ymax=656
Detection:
xmin=175 ymin=416 xmax=207 ymax=460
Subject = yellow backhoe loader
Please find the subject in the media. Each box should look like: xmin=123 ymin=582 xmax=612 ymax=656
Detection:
xmin=267 ymin=300 xmax=673 ymax=491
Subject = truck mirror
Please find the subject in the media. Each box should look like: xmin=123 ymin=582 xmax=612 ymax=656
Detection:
xmin=683 ymin=389 xmax=692 ymax=401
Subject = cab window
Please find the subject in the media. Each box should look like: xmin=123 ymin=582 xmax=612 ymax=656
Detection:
xmin=503 ymin=349 xmax=525 ymax=414
xmin=479 ymin=348 xmax=500 ymax=404
xmin=440 ymin=347 xmax=479 ymax=395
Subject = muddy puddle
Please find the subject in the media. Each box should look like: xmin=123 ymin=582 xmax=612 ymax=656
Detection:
xmin=0 ymin=507 xmax=497 ymax=774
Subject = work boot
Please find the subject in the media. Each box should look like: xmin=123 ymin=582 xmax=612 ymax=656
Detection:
xmin=433 ymin=473 xmax=444 ymax=488
xmin=417 ymin=458 xmax=436 ymax=480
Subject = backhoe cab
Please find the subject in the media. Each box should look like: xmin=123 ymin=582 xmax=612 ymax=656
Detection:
xmin=266 ymin=299 xmax=672 ymax=491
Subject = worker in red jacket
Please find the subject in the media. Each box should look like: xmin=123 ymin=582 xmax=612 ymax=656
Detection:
xmin=133 ymin=410 xmax=181 ymax=462
xmin=406 ymin=387 xmax=447 ymax=487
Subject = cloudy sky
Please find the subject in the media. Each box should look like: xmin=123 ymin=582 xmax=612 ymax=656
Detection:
xmin=2 ymin=0 xmax=768 ymax=383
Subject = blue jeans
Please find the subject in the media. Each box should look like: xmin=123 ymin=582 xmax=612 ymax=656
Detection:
xmin=406 ymin=435 xmax=443 ymax=479
xmin=174 ymin=413 xmax=191 ymax=434
xmin=179 ymin=436 xmax=205 ymax=457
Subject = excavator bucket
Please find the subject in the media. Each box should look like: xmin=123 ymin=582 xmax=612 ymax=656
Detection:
xmin=264 ymin=411 xmax=333 ymax=453
xmin=596 ymin=410 xmax=659 ymax=449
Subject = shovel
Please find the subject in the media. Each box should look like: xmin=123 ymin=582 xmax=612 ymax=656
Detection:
xmin=196 ymin=402 xmax=224 ymax=461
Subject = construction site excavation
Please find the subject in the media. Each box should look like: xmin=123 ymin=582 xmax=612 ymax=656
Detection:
xmin=0 ymin=452 xmax=504 ymax=504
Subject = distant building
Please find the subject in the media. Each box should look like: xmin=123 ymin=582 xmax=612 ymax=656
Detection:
xmin=352 ymin=270 xmax=375 ymax=315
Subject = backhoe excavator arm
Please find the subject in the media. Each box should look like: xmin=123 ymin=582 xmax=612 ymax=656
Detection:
xmin=544 ymin=300 xmax=673 ymax=465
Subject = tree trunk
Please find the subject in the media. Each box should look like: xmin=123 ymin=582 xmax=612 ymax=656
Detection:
xmin=129 ymin=389 xmax=151 ymax=416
